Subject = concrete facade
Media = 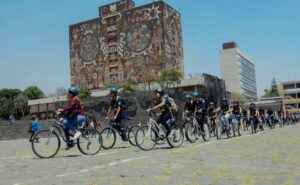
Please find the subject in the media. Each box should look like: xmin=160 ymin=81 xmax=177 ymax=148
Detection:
xmin=281 ymin=80 xmax=300 ymax=112
xmin=69 ymin=0 xmax=184 ymax=90
xmin=220 ymin=42 xmax=257 ymax=101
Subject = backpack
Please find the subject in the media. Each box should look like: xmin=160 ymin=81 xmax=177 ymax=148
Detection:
xmin=166 ymin=96 xmax=178 ymax=114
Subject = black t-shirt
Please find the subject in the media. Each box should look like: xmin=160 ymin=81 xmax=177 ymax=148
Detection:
xmin=184 ymin=102 xmax=194 ymax=112
xmin=232 ymin=105 xmax=241 ymax=114
xmin=207 ymin=107 xmax=216 ymax=116
xmin=259 ymin=109 xmax=265 ymax=116
xmin=220 ymin=104 xmax=229 ymax=114
xmin=192 ymin=99 xmax=206 ymax=114
xmin=267 ymin=109 xmax=274 ymax=116
xmin=242 ymin=108 xmax=248 ymax=116
xmin=249 ymin=107 xmax=256 ymax=116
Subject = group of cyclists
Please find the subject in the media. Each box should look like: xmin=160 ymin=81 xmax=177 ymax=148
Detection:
xmin=53 ymin=86 xmax=299 ymax=151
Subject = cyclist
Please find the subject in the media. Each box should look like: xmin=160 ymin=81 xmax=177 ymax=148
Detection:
xmin=266 ymin=107 xmax=275 ymax=128
xmin=207 ymin=102 xmax=217 ymax=118
xmin=258 ymin=107 xmax=266 ymax=125
xmin=192 ymin=91 xmax=206 ymax=131
xmin=207 ymin=102 xmax=217 ymax=132
xmin=183 ymin=94 xmax=193 ymax=116
xmin=182 ymin=94 xmax=193 ymax=127
xmin=248 ymin=102 xmax=259 ymax=130
xmin=106 ymin=87 xmax=128 ymax=141
xmin=28 ymin=115 xmax=42 ymax=142
xmin=146 ymin=89 xmax=174 ymax=138
xmin=242 ymin=107 xmax=249 ymax=129
xmin=232 ymin=101 xmax=242 ymax=125
xmin=216 ymin=98 xmax=232 ymax=132
xmin=57 ymin=87 xmax=86 ymax=149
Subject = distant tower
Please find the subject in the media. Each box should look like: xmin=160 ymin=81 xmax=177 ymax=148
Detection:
xmin=69 ymin=0 xmax=184 ymax=89
xmin=220 ymin=42 xmax=257 ymax=101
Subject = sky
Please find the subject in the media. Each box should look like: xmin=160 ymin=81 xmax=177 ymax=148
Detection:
xmin=0 ymin=0 xmax=299 ymax=96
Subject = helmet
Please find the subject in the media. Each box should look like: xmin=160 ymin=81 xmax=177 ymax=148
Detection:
xmin=185 ymin=94 xmax=192 ymax=100
xmin=154 ymin=89 xmax=164 ymax=95
xmin=68 ymin=87 xmax=79 ymax=96
xmin=209 ymin=102 xmax=214 ymax=106
xmin=110 ymin=87 xmax=118 ymax=94
xmin=222 ymin=97 xmax=228 ymax=101
xmin=192 ymin=91 xmax=200 ymax=97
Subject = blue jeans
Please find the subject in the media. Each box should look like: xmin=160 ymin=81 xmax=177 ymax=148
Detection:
xmin=221 ymin=114 xmax=231 ymax=129
xmin=63 ymin=115 xmax=86 ymax=144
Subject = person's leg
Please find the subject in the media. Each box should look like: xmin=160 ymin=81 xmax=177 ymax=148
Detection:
xmin=119 ymin=118 xmax=128 ymax=141
xmin=161 ymin=112 xmax=172 ymax=136
xmin=225 ymin=113 xmax=231 ymax=129
xmin=63 ymin=119 xmax=77 ymax=144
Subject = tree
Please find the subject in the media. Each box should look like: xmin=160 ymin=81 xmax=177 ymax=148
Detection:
xmin=143 ymin=68 xmax=157 ymax=91
xmin=157 ymin=68 xmax=183 ymax=89
xmin=0 ymin=88 xmax=22 ymax=99
xmin=121 ymin=77 xmax=138 ymax=93
xmin=229 ymin=92 xmax=248 ymax=105
xmin=55 ymin=87 xmax=68 ymax=96
xmin=262 ymin=78 xmax=280 ymax=98
xmin=78 ymin=87 xmax=91 ymax=98
xmin=13 ymin=94 xmax=29 ymax=119
xmin=23 ymin=86 xmax=44 ymax=100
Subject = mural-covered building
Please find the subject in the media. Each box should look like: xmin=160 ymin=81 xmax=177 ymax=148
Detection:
xmin=69 ymin=0 xmax=184 ymax=89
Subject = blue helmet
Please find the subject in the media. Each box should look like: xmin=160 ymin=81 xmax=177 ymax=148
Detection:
xmin=185 ymin=94 xmax=192 ymax=100
xmin=68 ymin=87 xmax=78 ymax=96
xmin=192 ymin=91 xmax=200 ymax=97
xmin=222 ymin=97 xmax=228 ymax=101
xmin=110 ymin=87 xmax=118 ymax=94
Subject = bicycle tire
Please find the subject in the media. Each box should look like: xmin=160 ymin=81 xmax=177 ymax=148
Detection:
xmin=167 ymin=124 xmax=184 ymax=148
xmin=100 ymin=128 xmax=116 ymax=149
xmin=185 ymin=122 xmax=197 ymax=143
xmin=77 ymin=128 xmax=102 ymax=155
xmin=135 ymin=126 xmax=157 ymax=151
xmin=128 ymin=126 xmax=139 ymax=146
xmin=202 ymin=124 xmax=210 ymax=141
xmin=31 ymin=129 xmax=61 ymax=159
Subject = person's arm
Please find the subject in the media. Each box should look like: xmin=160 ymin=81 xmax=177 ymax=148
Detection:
xmin=147 ymin=101 xmax=166 ymax=112
xmin=114 ymin=105 xmax=121 ymax=120
xmin=106 ymin=106 xmax=112 ymax=119
xmin=61 ymin=98 xmax=78 ymax=113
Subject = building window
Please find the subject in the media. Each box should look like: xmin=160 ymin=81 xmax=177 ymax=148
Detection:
xmin=283 ymin=84 xmax=295 ymax=90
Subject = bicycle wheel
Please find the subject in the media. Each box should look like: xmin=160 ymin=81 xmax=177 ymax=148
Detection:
xmin=77 ymin=128 xmax=102 ymax=155
xmin=232 ymin=120 xmax=237 ymax=137
xmin=100 ymin=128 xmax=116 ymax=149
xmin=128 ymin=126 xmax=139 ymax=146
xmin=135 ymin=126 xmax=157 ymax=151
xmin=31 ymin=129 xmax=60 ymax=159
xmin=237 ymin=122 xmax=241 ymax=136
xmin=216 ymin=123 xmax=222 ymax=140
xmin=167 ymin=124 xmax=184 ymax=148
xmin=250 ymin=120 xmax=254 ymax=134
xmin=185 ymin=122 xmax=197 ymax=143
xmin=202 ymin=124 xmax=210 ymax=141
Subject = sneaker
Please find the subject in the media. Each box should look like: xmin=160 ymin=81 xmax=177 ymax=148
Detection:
xmin=73 ymin=131 xmax=82 ymax=140
xmin=167 ymin=131 xmax=174 ymax=139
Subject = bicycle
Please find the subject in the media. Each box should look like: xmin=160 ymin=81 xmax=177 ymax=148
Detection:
xmin=231 ymin=114 xmax=241 ymax=137
xmin=100 ymin=117 xmax=140 ymax=149
xmin=266 ymin=115 xmax=275 ymax=129
xmin=216 ymin=114 xmax=232 ymax=139
xmin=135 ymin=112 xmax=184 ymax=151
xmin=31 ymin=116 xmax=102 ymax=158
xmin=207 ymin=115 xmax=218 ymax=137
xmin=185 ymin=115 xmax=210 ymax=143
xmin=249 ymin=116 xmax=258 ymax=134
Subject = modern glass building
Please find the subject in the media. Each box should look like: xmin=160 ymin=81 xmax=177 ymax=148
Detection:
xmin=220 ymin=42 xmax=257 ymax=101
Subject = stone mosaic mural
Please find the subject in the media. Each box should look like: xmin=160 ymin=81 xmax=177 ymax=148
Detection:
xmin=70 ymin=0 xmax=183 ymax=89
